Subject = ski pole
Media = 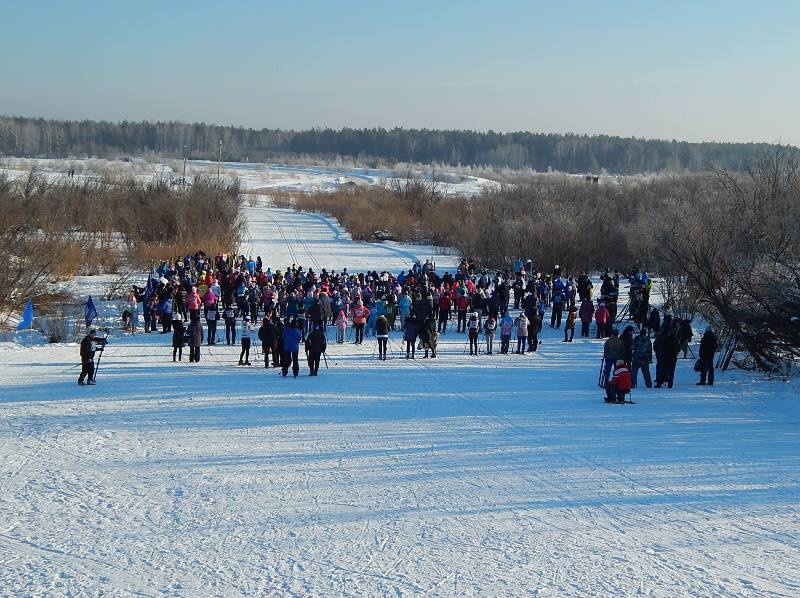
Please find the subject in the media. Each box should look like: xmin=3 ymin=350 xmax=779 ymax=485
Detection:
xmin=322 ymin=352 xmax=329 ymax=369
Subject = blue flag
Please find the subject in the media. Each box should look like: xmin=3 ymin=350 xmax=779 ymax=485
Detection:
xmin=17 ymin=299 xmax=33 ymax=331
xmin=85 ymin=296 xmax=98 ymax=328
xmin=144 ymin=274 xmax=154 ymax=300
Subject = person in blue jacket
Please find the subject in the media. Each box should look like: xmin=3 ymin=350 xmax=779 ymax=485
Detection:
xmin=280 ymin=318 xmax=303 ymax=378
xmin=158 ymin=295 xmax=173 ymax=333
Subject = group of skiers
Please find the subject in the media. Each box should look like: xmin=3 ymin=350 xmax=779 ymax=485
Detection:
xmin=80 ymin=252 xmax=716 ymax=391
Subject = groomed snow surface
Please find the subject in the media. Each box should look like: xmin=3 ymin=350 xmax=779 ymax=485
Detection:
xmin=1 ymin=206 xmax=800 ymax=597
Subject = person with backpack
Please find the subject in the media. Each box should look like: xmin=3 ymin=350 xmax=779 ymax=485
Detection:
xmin=375 ymin=314 xmax=389 ymax=360
xmin=305 ymin=323 xmax=327 ymax=375
xmin=258 ymin=316 xmax=277 ymax=368
xmin=631 ymin=328 xmax=653 ymax=388
xmin=514 ymin=312 xmax=529 ymax=354
xmin=484 ymin=314 xmax=497 ymax=355
xmin=499 ymin=312 xmax=513 ymax=354
xmin=223 ymin=304 xmax=237 ymax=345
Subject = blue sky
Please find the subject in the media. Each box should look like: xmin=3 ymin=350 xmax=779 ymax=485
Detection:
xmin=1 ymin=0 xmax=797 ymax=143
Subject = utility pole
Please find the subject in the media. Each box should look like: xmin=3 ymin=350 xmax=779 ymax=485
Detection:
xmin=218 ymin=139 xmax=222 ymax=180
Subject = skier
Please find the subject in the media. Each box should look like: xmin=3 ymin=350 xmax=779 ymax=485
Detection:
xmin=77 ymin=329 xmax=105 ymax=385
xmin=223 ymin=303 xmax=237 ymax=345
xmin=484 ymin=314 xmax=496 ymax=355
xmin=631 ymin=328 xmax=653 ymax=388
xmin=467 ymin=313 xmax=481 ymax=355
xmin=258 ymin=316 xmax=277 ymax=368
xmin=578 ymin=297 xmax=594 ymax=338
xmin=280 ymin=318 xmax=302 ymax=377
xmin=563 ymin=305 xmax=577 ymax=342
xmin=499 ymin=312 xmax=513 ymax=354
xmin=335 ymin=309 xmax=348 ymax=344
xmin=239 ymin=315 xmax=253 ymax=365
xmin=514 ymin=312 xmax=529 ymax=354
xmin=376 ymin=314 xmax=389 ymax=360
xmin=305 ymin=323 xmax=327 ymax=375
xmin=352 ymin=300 xmax=370 ymax=345
xmin=205 ymin=302 xmax=219 ymax=345
xmin=697 ymin=327 xmax=718 ymax=386
xmin=422 ymin=315 xmax=438 ymax=358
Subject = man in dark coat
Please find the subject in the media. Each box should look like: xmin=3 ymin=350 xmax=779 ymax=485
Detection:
xmin=78 ymin=329 xmax=105 ymax=385
xmin=305 ymin=324 xmax=327 ymax=376
xmin=653 ymin=329 xmax=681 ymax=388
xmin=698 ymin=327 xmax=718 ymax=386
xmin=258 ymin=316 xmax=278 ymax=368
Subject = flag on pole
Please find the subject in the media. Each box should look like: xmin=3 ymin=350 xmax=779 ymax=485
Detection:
xmin=16 ymin=299 xmax=33 ymax=331
xmin=85 ymin=296 xmax=98 ymax=328
xmin=144 ymin=274 xmax=154 ymax=300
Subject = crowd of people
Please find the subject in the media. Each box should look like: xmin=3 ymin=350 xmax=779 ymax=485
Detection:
xmin=86 ymin=253 xmax=716 ymax=394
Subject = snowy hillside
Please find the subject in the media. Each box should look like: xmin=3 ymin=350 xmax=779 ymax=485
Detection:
xmin=0 ymin=206 xmax=799 ymax=596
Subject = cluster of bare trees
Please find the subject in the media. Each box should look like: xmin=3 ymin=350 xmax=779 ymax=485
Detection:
xmin=0 ymin=171 xmax=244 ymax=323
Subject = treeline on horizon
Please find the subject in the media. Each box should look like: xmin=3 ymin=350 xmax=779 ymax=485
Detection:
xmin=1 ymin=115 xmax=794 ymax=175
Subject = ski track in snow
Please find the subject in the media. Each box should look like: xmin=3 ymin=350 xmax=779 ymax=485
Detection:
xmin=1 ymin=207 xmax=800 ymax=596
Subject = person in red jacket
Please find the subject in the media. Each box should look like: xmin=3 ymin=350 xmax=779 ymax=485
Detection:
xmin=437 ymin=294 xmax=452 ymax=333
xmin=606 ymin=359 xmax=632 ymax=403
xmin=455 ymin=292 xmax=470 ymax=332
xmin=595 ymin=300 xmax=609 ymax=339
xmin=351 ymin=300 xmax=370 ymax=344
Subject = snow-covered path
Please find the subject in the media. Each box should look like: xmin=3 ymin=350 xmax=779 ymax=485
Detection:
xmin=1 ymin=209 xmax=799 ymax=596
xmin=240 ymin=203 xmax=459 ymax=274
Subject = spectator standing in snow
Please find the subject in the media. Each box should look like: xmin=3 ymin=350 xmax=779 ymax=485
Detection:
xmin=697 ymin=327 xmax=718 ymax=386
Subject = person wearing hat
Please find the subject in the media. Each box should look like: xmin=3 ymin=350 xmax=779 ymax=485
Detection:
xmin=239 ymin=315 xmax=253 ymax=365
xmin=78 ymin=329 xmax=105 ymax=385
xmin=697 ymin=326 xmax=718 ymax=386
xmin=605 ymin=359 xmax=632 ymax=403
xmin=602 ymin=329 xmax=624 ymax=386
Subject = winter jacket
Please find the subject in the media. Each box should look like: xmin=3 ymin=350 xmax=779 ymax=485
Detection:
xmin=603 ymin=336 xmax=625 ymax=361
xmin=595 ymin=305 xmax=609 ymax=324
xmin=258 ymin=321 xmax=277 ymax=345
xmin=376 ymin=317 xmax=389 ymax=337
xmin=282 ymin=326 xmax=302 ymax=352
xmin=335 ymin=311 xmax=348 ymax=330
xmin=699 ymin=331 xmax=718 ymax=361
xmin=403 ymin=317 xmax=419 ymax=342
xmin=305 ymin=329 xmax=327 ymax=353
xmin=187 ymin=320 xmax=203 ymax=347
xmin=632 ymin=334 xmax=653 ymax=363
xmin=172 ymin=321 xmax=185 ymax=348
xmin=352 ymin=305 xmax=370 ymax=325
xmin=484 ymin=317 xmax=497 ymax=336
xmin=610 ymin=365 xmax=632 ymax=392
xmin=187 ymin=290 xmax=201 ymax=311
xmin=499 ymin=315 xmax=514 ymax=336
xmin=579 ymin=300 xmax=595 ymax=323
xmin=515 ymin=315 xmax=529 ymax=337
xmin=653 ymin=333 xmax=681 ymax=360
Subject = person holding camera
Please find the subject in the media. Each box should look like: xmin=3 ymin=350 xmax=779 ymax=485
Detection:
xmin=78 ymin=329 xmax=106 ymax=386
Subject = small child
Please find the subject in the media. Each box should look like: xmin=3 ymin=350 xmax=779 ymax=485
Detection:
xmin=335 ymin=309 xmax=348 ymax=344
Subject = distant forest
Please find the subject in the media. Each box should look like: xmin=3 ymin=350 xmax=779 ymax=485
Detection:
xmin=0 ymin=115 xmax=794 ymax=174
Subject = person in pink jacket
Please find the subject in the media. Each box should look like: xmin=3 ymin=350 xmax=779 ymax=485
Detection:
xmin=187 ymin=287 xmax=201 ymax=319
xmin=335 ymin=309 xmax=348 ymax=344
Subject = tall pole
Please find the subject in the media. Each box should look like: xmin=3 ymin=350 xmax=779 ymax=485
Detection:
xmin=218 ymin=139 xmax=222 ymax=180
xmin=182 ymin=144 xmax=187 ymax=186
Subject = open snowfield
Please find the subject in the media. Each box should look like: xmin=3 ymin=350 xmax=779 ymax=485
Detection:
xmin=1 ymin=205 xmax=800 ymax=596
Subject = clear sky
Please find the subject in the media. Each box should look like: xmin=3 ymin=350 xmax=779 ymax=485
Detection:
xmin=1 ymin=0 xmax=797 ymax=144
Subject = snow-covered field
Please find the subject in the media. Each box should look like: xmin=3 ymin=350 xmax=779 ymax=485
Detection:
xmin=1 ymin=205 xmax=800 ymax=596
xmin=0 ymin=157 xmax=499 ymax=196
